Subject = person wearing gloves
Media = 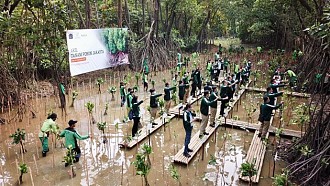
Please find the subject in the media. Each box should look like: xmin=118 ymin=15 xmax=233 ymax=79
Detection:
xmin=39 ymin=113 xmax=58 ymax=157
xmin=59 ymin=120 xmax=89 ymax=166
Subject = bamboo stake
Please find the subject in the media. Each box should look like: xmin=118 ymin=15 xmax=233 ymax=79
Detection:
xmin=15 ymin=159 xmax=20 ymax=185
xmin=84 ymin=149 xmax=90 ymax=185
xmin=33 ymin=154 xmax=39 ymax=175
xmin=28 ymin=167 xmax=35 ymax=186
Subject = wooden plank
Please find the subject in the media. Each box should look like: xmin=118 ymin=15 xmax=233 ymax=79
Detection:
xmin=118 ymin=114 xmax=176 ymax=148
xmin=219 ymin=119 xmax=302 ymax=138
xmin=245 ymin=87 xmax=310 ymax=98
xmin=174 ymin=81 xmax=253 ymax=165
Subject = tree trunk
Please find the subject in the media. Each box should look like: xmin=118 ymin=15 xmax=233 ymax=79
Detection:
xmin=85 ymin=0 xmax=91 ymax=28
xmin=118 ymin=0 xmax=122 ymax=28
xmin=124 ymin=0 xmax=130 ymax=28
xmin=197 ymin=10 xmax=211 ymax=52
xmin=154 ymin=0 xmax=160 ymax=39
xmin=142 ymin=0 xmax=145 ymax=35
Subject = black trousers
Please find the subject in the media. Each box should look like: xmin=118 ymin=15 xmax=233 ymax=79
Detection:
xmin=191 ymin=83 xmax=197 ymax=97
xmin=220 ymin=99 xmax=229 ymax=116
xmin=132 ymin=117 xmax=140 ymax=137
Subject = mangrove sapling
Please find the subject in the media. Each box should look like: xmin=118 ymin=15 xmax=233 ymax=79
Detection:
xmin=132 ymin=144 xmax=152 ymax=186
xmin=63 ymin=145 xmax=76 ymax=178
xmin=70 ymin=90 xmax=78 ymax=107
xmin=151 ymin=80 xmax=155 ymax=89
xmin=169 ymin=164 xmax=181 ymax=185
xmin=18 ymin=163 xmax=28 ymax=183
xmin=290 ymin=103 xmax=309 ymax=137
xmin=208 ymin=154 xmax=217 ymax=165
xmin=272 ymin=169 xmax=292 ymax=186
xmin=240 ymin=161 xmax=257 ymax=186
xmin=107 ymin=86 xmax=117 ymax=101
xmin=10 ymin=128 xmax=27 ymax=153
xmin=103 ymin=103 xmax=109 ymax=116
xmin=97 ymin=122 xmax=107 ymax=143
xmin=85 ymin=101 xmax=96 ymax=124
xmin=96 ymin=78 xmax=105 ymax=94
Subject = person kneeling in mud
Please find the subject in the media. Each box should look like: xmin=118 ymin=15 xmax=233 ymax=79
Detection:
xmin=59 ymin=120 xmax=89 ymax=167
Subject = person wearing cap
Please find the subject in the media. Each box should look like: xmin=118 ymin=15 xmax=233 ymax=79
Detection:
xmin=150 ymin=89 xmax=163 ymax=125
xmin=265 ymin=87 xmax=283 ymax=105
xmin=164 ymin=82 xmax=176 ymax=114
xmin=199 ymin=90 xmax=218 ymax=138
xmin=132 ymin=95 xmax=144 ymax=137
xmin=258 ymin=96 xmax=284 ymax=139
xmin=59 ymin=120 xmax=89 ymax=166
xmin=182 ymin=103 xmax=196 ymax=158
xmin=126 ymin=88 xmax=134 ymax=116
xmin=39 ymin=113 xmax=58 ymax=157
xmin=120 ymin=82 xmax=126 ymax=107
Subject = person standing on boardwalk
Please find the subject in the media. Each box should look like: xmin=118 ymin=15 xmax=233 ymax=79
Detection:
xmin=195 ymin=68 xmax=202 ymax=95
xmin=219 ymin=80 xmax=230 ymax=117
xmin=132 ymin=95 xmax=144 ymax=137
xmin=183 ymin=73 xmax=190 ymax=103
xmin=164 ymin=83 xmax=176 ymax=114
xmin=258 ymin=96 xmax=283 ymax=140
xmin=39 ymin=113 xmax=58 ymax=157
xmin=209 ymin=86 xmax=220 ymax=127
xmin=142 ymin=72 xmax=149 ymax=92
xmin=265 ymin=87 xmax=283 ymax=105
xmin=190 ymin=70 xmax=198 ymax=98
xmin=150 ymin=89 xmax=162 ymax=125
xmin=59 ymin=120 xmax=89 ymax=166
xmin=120 ymin=82 xmax=126 ymax=107
xmin=126 ymin=88 xmax=133 ymax=116
xmin=269 ymin=79 xmax=286 ymax=94
xmin=199 ymin=90 xmax=218 ymax=138
xmin=182 ymin=103 xmax=196 ymax=158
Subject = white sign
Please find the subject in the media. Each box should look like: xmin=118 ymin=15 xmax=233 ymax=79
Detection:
xmin=66 ymin=28 xmax=129 ymax=76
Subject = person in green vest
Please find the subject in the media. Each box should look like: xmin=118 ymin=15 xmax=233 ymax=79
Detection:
xmin=206 ymin=60 xmax=212 ymax=75
xmin=199 ymin=90 xmax=218 ymax=138
xmin=150 ymin=89 xmax=163 ymax=125
xmin=143 ymin=57 xmax=149 ymax=75
xmin=120 ymin=82 xmax=126 ymax=107
xmin=126 ymin=88 xmax=134 ymax=116
xmin=39 ymin=113 xmax=58 ymax=157
xmin=177 ymin=53 xmax=182 ymax=63
xmin=258 ymin=96 xmax=283 ymax=139
xmin=285 ymin=69 xmax=297 ymax=88
xmin=164 ymin=82 xmax=176 ymax=114
xmin=142 ymin=72 xmax=148 ymax=92
xmin=59 ymin=120 xmax=89 ymax=166
xmin=265 ymin=87 xmax=283 ymax=105
xmin=223 ymin=57 xmax=230 ymax=74
xmin=132 ymin=95 xmax=144 ymax=137
xmin=218 ymin=44 xmax=223 ymax=55
xmin=182 ymin=103 xmax=197 ymax=157
xmin=214 ymin=52 xmax=220 ymax=62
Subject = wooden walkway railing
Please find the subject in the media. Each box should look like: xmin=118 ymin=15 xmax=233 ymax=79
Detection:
xmin=244 ymin=87 xmax=310 ymax=98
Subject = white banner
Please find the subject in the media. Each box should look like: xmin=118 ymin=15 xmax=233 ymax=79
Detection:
xmin=66 ymin=28 xmax=129 ymax=76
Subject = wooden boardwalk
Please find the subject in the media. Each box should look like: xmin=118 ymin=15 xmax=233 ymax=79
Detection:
xmin=174 ymin=81 xmax=252 ymax=164
xmin=118 ymin=114 xmax=176 ymax=148
xmin=220 ymin=119 xmax=303 ymax=138
xmin=244 ymin=87 xmax=310 ymax=98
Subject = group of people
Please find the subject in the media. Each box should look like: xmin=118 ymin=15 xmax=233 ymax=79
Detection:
xmin=39 ymin=113 xmax=89 ymax=167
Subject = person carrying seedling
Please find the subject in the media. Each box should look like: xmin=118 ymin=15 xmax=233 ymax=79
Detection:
xmin=258 ymin=96 xmax=284 ymax=140
xmin=142 ymin=72 xmax=148 ymax=92
xmin=149 ymin=89 xmax=163 ymax=125
xmin=265 ymin=87 xmax=283 ymax=105
xmin=199 ymin=90 xmax=218 ymax=138
xmin=120 ymin=82 xmax=126 ymax=107
xmin=59 ymin=120 xmax=89 ymax=166
xmin=285 ymin=69 xmax=297 ymax=89
xmin=269 ymin=79 xmax=286 ymax=94
xmin=39 ymin=113 xmax=58 ymax=157
xmin=164 ymin=83 xmax=176 ymax=114
xmin=182 ymin=103 xmax=197 ymax=158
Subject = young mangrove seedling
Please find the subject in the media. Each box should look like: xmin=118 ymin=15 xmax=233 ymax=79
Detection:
xmin=97 ymin=122 xmax=107 ymax=143
xmin=240 ymin=161 xmax=257 ymax=186
xmin=70 ymin=90 xmax=78 ymax=107
xmin=132 ymin=144 xmax=152 ymax=186
xmin=104 ymin=103 xmax=109 ymax=115
xmin=63 ymin=145 xmax=76 ymax=177
xmin=96 ymin=78 xmax=105 ymax=94
xmin=10 ymin=128 xmax=27 ymax=153
xmin=108 ymin=86 xmax=117 ymax=101
xmin=169 ymin=164 xmax=181 ymax=184
xmin=18 ymin=163 xmax=28 ymax=183
xmin=85 ymin=101 xmax=96 ymax=124
xmin=272 ymin=169 xmax=292 ymax=186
